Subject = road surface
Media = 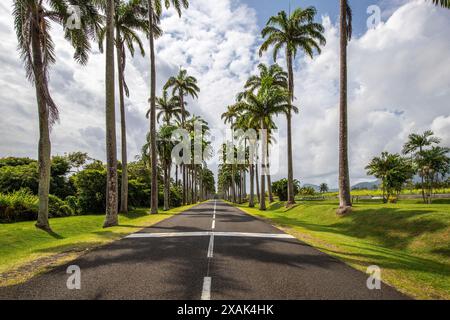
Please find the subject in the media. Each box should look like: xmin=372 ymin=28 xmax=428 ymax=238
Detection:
xmin=0 ymin=200 xmax=408 ymax=300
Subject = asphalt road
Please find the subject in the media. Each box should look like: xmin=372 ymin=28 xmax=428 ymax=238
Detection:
xmin=0 ymin=200 xmax=408 ymax=300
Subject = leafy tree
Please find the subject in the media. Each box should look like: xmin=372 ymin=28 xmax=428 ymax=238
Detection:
xmin=66 ymin=152 xmax=90 ymax=172
xmin=260 ymin=7 xmax=325 ymax=206
xmin=365 ymin=152 xmax=414 ymax=203
xmin=272 ymin=178 xmax=300 ymax=201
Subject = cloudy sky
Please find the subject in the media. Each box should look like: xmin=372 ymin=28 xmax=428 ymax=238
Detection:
xmin=0 ymin=0 xmax=449 ymax=188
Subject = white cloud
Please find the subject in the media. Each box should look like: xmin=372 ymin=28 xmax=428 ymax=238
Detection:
xmin=0 ymin=0 xmax=449 ymax=189
xmin=288 ymin=1 xmax=450 ymax=187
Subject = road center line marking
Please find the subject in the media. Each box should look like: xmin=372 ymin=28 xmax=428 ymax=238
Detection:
xmin=207 ymin=234 xmax=214 ymax=258
xmin=201 ymin=277 xmax=211 ymax=300
xmin=211 ymin=220 xmax=215 ymax=230
xmin=125 ymin=232 xmax=295 ymax=239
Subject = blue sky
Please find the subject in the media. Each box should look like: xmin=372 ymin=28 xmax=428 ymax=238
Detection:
xmin=241 ymin=0 xmax=403 ymax=36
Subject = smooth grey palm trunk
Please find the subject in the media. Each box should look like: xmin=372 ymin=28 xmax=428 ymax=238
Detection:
xmin=31 ymin=16 xmax=51 ymax=230
xmin=249 ymin=164 xmax=255 ymax=207
xmin=286 ymin=51 xmax=296 ymax=205
xmin=148 ymin=0 xmax=158 ymax=214
xmin=104 ymin=0 xmax=119 ymax=227
xmin=259 ymin=120 xmax=267 ymax=210
xmin=116 ymin=30 xmax=128 ymax=214
xmin=338 ymin=0 xmax=352 ymax=210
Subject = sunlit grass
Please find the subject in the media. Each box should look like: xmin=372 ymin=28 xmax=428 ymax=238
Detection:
xmin=234 ymin=199 xmax=450 ymax=299
xmin=0 ymin=204 xmax=198 ymax=285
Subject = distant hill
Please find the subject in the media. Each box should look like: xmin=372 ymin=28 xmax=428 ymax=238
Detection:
xmin=351 ymin=180 xmax=380 ymax=190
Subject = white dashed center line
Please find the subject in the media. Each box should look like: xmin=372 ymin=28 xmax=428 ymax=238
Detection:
xmin=201 ymin=276 xmax=211 ymax=300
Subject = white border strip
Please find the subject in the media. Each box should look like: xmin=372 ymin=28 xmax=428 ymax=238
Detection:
xmin=201 ymin=277 xmax=211 ymax=300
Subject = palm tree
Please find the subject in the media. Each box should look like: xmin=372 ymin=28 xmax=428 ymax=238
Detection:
xmin=156 ymin=125 xmax=177 ymax=210
xmin=13 ymin=0 xmax=100 ymax=230
xmin=402 ymin=130 xmax=441 ymax=202
xmin=164 ymin=69 xmax=200 ymax=204
xmin=146 ymin=0 xmax=189 ymax=214
xmin=235 ymin=88 xmax=291 ymax=210
xmin=337 ymin=0 xmax=353 ymax=215
xmin=104 ymin=0 xmax=119 ymax=227
xmin=431 ymin=0 xmax=450 ymax=8
xmin=416 ymin=146 xmax=450 ymax=204
xmin=112 ymin=0 xmax=153 ymax=214
xmin=260 ymin=7 xmax=325 ymax=207
xmin=148 ymin=89 xmax=189 ymax=125
xmin=319 ymin=183 xmax=329 ymax=193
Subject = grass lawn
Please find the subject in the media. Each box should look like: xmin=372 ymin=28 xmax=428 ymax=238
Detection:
xmin=0 ymin=203 xmax=198 ymax=286
xmin=322 ymin=188 xmax=450 ymax=197
xmin=234 ymin=199 xmax=450 ymax=300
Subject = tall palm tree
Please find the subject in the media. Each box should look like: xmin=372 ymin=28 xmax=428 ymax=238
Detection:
xmin=148 ymin=89 xmax=189 ymax=125
xmin=113 ymin=0 xmax=153 ymax=214
xmin=156 ymin=125 xmax=177 ymax=210
xmin=235 ymin=88 xmax=291 ymax=210
xmin=337 ymin=0 xmax=353 ymax=215
xmin=164 ymin=69 xmax=200 ymax=204
xmin=146 ymin=0 xmax=189 ymax=214
xmin=13 ymin=0 xmax=100 ymax=230
xmin=103 ymin=0 xmax=119 ymax=227
xmin=260 ymin=7 xmax=325 ymax=207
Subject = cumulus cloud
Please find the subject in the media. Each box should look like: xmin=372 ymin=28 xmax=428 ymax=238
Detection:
xmin=286 ymin=1 xmax=450 ymax=187
xmin=0 ymin=0 xmax=449 ymax=188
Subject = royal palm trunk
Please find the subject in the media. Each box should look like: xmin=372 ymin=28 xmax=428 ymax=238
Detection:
xmin=286 ymin=51 xmax=296 ymax=205
xmin=338 ymin=0 xmax=352 ymax=210
xmin=148 ymin=0 xmax=158 ymax=214
xmin=31 ymin=12 xmax=51 ymax=230
xmin=260 ymin=121 xmax=267 ymax=210
xmin=116 ymin=30 xmax=128 ymax=214
xmin=104 ymin=0 xmax=119 ymax=227
xmin=249 ymin=164 xmax=255 ymax=207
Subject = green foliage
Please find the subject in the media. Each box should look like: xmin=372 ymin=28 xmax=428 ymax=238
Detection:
xmin=272 ymin=178 xmax=300 ymax=201
xmin=0 ymin=189 xmax=72 ymax=222
xmin=299 ymin=186 xmax=316 ymax=196
xmin=366 ymin=152 xmax=415 ymax=203
xmin=0 ymin=189 xmax=38 ymax=222
xmin=72 ymin=169 xmax=107 ymax=214
xmin=0 ymin=162 xmax=39 ymax=194
xmin=0 ymin=157 xmax=36 ymax=168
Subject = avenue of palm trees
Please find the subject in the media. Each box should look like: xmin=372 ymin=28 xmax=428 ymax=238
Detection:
xmin=14 ymin=0 xmax=450 ymax=230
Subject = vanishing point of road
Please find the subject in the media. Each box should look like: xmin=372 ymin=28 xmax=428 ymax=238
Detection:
xmin=0 ymin=200 xmax=408 ymax=300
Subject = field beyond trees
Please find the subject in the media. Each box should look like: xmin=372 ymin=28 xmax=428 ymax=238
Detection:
xmin=234 ymin=200 xmax=450 ymax=299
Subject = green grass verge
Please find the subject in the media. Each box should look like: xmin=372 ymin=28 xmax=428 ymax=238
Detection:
xmin=233 ymin=200 xmax=450 ymax=300
xmin=0 ymin=203 xmax=199 ymax=286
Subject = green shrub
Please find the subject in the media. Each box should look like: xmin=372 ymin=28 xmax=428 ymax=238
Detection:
xmin=0 ymin=162 xmax=39 ymax=194
xmin=0 ymin=190 xmax=73 ymax=222
xmin=128 ymin=179 xmax=150 ymax=208
xmin=0 ymin=189 xmax=38 ymax=222
xmin=272 ymin=179 xmax=300 ymax=201
xmin=48 ymin=194 xmax=73 ymax=217
xmin=299 ymin=186 xmax=316 ymax=196
xmin=71 ymin=169 xmax=107 ymax=214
